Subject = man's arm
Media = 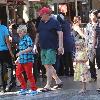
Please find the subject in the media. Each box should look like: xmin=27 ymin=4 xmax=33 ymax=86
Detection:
xmin=57 ymin=31 xmax=64 ymax=55
xmin=57 ymin=31 xmax=63 ymax=48
xmin=93 ymin=31 xmax=97 ymax=49
xmin=5 ymin=36 xmax=14 ymax=58
xmin=33 ymin=33 xmax=39 ymax=53
xmin=34 ymin=33 xmax=39 ymax=46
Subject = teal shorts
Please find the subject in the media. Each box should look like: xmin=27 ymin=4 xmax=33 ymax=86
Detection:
xmin=41 ymin=49 xmax=56 ymax=65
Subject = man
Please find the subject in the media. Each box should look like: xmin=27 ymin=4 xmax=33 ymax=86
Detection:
xmin=95 ymin=10 xmax=100 ymax=70
xmin=94 ymin=10 xmax=100 ymax=92
xmin=57 ymin=14 xmax=74 ymax=76
xmin=34 ymin=7 xmax=64 ymax=91
xmin=85 ymin=10 xmax=97 ymax=82
xmin=0 ymin=16 xmax=14 ymax=92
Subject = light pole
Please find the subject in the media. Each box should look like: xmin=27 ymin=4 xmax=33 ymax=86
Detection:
xmin=75 ymin=0 xmax=78 ymax=16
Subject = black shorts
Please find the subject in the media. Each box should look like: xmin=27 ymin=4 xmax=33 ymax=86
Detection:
xmin=0 ymin=50 xmax=12 ymax=68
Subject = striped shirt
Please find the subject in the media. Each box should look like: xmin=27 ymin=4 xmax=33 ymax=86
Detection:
xmin=18 ymin=34 xmax=34 ymax=64
xmin=95 ymin=22 xmax=100 ymax=48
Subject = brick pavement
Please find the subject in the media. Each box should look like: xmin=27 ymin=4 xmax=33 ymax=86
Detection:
xmin=0 ymin=70 xmax=100 ymax=100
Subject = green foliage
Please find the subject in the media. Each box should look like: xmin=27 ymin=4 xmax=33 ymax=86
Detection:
xmin=33 ymin=0 xmax=53 ymax=10
xmin=44 ymin=0 xmax=53 ymax=4
xmin=33 ymin=3 xmax=41 ymax=9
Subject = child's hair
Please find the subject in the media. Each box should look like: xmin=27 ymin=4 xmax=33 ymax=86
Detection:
xmin=17 ymin=25 xmax=27 ymax=33
xmin=73 ymin=16 xmax=81 ymax=24
xmin=89 ymin=9 xmax=98 ymax=17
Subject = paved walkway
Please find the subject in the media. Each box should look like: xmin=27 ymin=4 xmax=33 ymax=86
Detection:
xmin=0 ymin=70 xmax=100 ymax=100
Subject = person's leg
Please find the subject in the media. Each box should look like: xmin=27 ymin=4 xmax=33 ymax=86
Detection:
xmin=41 ymin=49 xmax=62 ymax=89
xmin=79 ymin=82 xmax=86 ymax=93
xmin=54 ymin=54 xmax=62 ymax=75
xmin=1 ymin=62 xmax=7 ymax=92
xmin=24 ymin=62 xmax=37 ymax=91
xmin=0 ymin=51 xmax=10 ymax=92
xmin=69 ymin=52 xmax=74 ymax=76
xmin=57 ymin=55 xmax=64 ymax=76
xmin=22 ymin=71 xmax=27 ymax=83
xmin=16 ymin=63 xmax=27 ymax=90
xmin=33 ymin=54 xmax=39 ymax=82
xmin=44 ymin=49 xmax=62 ymax=88
xmin=50 ymin=65 xmax=62 ymax=84
xmin=63 ymin=53 xmax=69 ymax=76
xmin=44 ymin=64 xmax=52 ymax=89
xmin=41 ymin=49 xmax=51 ymax=89
xmin=38 ymin=53 xmax=46 ymax=80
xmin=96 ymin=48 xmax=100 ymax=69
xmin=64 ymin=52 xmax=74 ymax=76
xmin=6 ymin=55 xmax=14 ymax=91
xmin=89 ymin=58 xmax=97 ymax=80
xmin=6 ymin=66 xmax=13 ymax=91
xmin=44 ymin=64 xmax=62 ymax=88
xmin=82 ymin=82 xmax=86 ymax=91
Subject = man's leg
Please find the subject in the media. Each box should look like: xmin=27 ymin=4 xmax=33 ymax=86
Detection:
xmin=50 ymin=65 xmax=62 ymax=84
xmin=44 ymin=64 xmax=52 ymax=89
xmin=89 ymin=58 xmax=97 ymax=81
xmin=41 ymin=49 xmax=62 ymax=89
xmin=63 ymin=53 xmax=69 ymax=76
xmin=6 ymin=58 xmax=14 ymax=91
xmin=1 ymin=62 xmax=7 ymax=92
xmin=54 ymin=55 xmax=63 ymax=76
xmin=69 ymin=52 xmax=74 ymax=76
xmin=44 ymin=64 xmax=62 ymax=88
xmin=0 ymin=51 xmax=12 ymax=92
xmin=96 ymin=48 xmax=100 ymax=69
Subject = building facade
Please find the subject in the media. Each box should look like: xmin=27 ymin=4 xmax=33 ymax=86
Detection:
xmin=92 ymin=0 xmax=100 ymax=10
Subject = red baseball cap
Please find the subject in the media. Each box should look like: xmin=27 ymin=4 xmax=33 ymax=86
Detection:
xmin=39 ymin=7 xmax=52 ymax=16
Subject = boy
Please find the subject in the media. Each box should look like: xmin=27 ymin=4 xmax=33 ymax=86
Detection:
xmin=15 ymin=25 xmax=37 ymax=95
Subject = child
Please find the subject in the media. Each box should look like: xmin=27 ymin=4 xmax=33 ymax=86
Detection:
xmin=15 ymin=25 xmax=37 ymax=95
xmin=74 ymin=40 xmax=90 ymax=93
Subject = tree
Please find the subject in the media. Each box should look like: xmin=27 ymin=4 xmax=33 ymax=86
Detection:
xmin=33 ymin=0 xmax=53 ymax=10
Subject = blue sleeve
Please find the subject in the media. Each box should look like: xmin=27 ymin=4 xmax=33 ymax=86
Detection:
xmin=65 ymin=21 xmax=71 ymax=32
xmin=54 ymin=20 xmax=62 ymax=32
xmin=4 ymin=26 xmax=9 ymax=37
xmin=27 ymin=36 xmax=33 ymax=47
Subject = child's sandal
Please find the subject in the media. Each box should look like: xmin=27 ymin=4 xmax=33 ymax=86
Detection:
xmin=78 ymin=89 xmax=86 ymax=94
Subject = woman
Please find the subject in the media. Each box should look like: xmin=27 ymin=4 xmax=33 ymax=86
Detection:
xmin=85 ymin=10 xmax=97 ymax=82
xmin=72 ymin=16 xmax=90 ymax=93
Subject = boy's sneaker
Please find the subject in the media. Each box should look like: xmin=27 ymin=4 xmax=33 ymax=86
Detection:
xmin=28 ymin=90 xmax=38 ymax=96
xmin=17 ymin=89 xmax=28 ymax=95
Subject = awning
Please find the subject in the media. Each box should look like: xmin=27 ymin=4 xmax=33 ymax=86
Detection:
xmin=52 ymin=0 xmax=82 ymax=3
xmin=28 ymin=0 xmax=44 ymax=2
xmin=7 ymin=0 xmax=26 ymax=5
xmin=0 ymin=0 xmax=7 ymax=4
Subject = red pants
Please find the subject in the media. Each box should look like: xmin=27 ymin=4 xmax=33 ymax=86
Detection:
xmin=16 ymin=62 xmax=37 ymax=90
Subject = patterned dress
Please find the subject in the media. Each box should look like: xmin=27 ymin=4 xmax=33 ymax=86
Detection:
xmin=74 ymin=40 xmax=90 ymax=82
